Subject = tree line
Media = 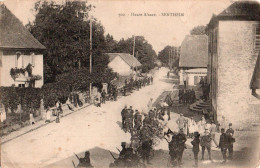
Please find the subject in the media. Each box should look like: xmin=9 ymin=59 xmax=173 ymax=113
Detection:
xmin=26 ymin=0 xmax=157 ymax=84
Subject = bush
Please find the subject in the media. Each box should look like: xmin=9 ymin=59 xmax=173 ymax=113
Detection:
xmin=0 ymin=87 xmax=41 ymax=114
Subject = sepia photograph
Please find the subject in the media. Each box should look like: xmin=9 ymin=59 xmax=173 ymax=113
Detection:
xmin=0 ymin=0 xmax=259 ymax=167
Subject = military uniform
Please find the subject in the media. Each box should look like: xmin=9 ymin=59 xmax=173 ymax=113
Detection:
xmin=200 ymin=132 xmax=212 ymax=160
xmin=121 ymin=107 xmax=127 ymax=129
xmin=169 ymin=134 xmax=178 ymax=166
xmin=226 ymin=127 xmax=235 ymax=159
xmin=191 ymin=132 xmax=200 ymax=167
xmin=176 ymin=132 xmax=187 ymax=165
xmin=219 ymin=131 xmax=229 ymax=163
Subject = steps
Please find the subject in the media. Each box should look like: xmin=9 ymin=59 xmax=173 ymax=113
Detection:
xmin=189 ymin=100 xmax=210 ymax=113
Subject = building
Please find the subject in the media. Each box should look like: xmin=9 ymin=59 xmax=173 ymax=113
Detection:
xmin=106 ymin=53 xmax=142 ymax=76
xmin=207 ymin=1 xmax=260 ymax=127
xmin=179 ymin=35 xmax=208 ymax=87
xmin=0 ymin=4 xmax=45 ymax=88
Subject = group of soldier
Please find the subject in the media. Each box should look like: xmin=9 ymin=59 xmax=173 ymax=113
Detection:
xmin=178 ymin=89 xmax=196 ymax=105
xmin=123 ymin=76 xmax=153 ymax=96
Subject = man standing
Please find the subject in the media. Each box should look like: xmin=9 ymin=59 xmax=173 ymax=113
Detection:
xmin=219 ymin=128 xmax=228 ymax=163
xmin=168 ymin=134 xmax=178 ymax=166
xmin=101 ymin=89 xmax=106 ymax=104
xmin=191 ymin=132 xmax=200 ymax=167
xmin=151 ymin=76 xmax=153 ymax=85
xmin=226 ymin=123 xmax=235 ymax=160
xmin=121 ymin=106 xmax=128 ymax=130
xmin=176 ymin=128 xmax=187 ymax=166
xmin=134 ymin=110 xmax=142 ymax=130
xmin=176 ymin=114 xmax=187 ymax=134
xmin=209 ymin=120 xmax=218 ymax=148
xmin=200 ymin=128 xmax=212 ymax=160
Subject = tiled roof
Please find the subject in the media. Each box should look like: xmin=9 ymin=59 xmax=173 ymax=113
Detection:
xmin=218 ymin=1 xmax=259 ymax=17
xmin=0 ymin=4 xmax=46 ymax=50
xmin=106 ymin=53 xmax=142 ymax=67
xmin=179 ymin=35 xmax=208 ymax=68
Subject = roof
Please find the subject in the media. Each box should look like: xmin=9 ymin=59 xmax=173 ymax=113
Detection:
xmin=207 ymin=1 xmax=260 ymax=28
xmin=0 ymin=4 xmax=46 ymax=50
xmin=106 ymin=53 xmax=142 ymax=67
xmin=179 ymin=35 xmax=208 ymax=68
xmin=251 ymin=52 xmax=260 ymax=89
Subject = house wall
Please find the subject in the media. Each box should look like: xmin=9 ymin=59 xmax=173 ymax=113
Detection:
xmin=217 ymin=20 xmax=259 ymax=127
xmin=0 ymin=50 xmax=44 ymax=88
xmin=108 ymin=56 xmax=132 ymax=76
xmin=186 ymin=68 xmax=207 ymax=86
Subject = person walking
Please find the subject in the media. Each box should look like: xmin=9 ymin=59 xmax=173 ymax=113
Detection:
xmin=191 ymin=132 xmax=200 ymax=167
xmin=121 ymin=106 xmax=128 ymax=130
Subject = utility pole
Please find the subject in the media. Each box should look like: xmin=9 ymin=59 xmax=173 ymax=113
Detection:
xmin=133 ymin=35 xmax=135 ymax=57
xmin=78 ymin=11 xmax=93 ymax=98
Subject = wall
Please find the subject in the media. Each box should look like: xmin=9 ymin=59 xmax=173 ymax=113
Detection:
xmin=185 ymin=68 xmax=207 ymax=86
xmin=0 ymin=51 xmax=16 ymax=87
xmin=108 ymin=56 xmax=131 ymax=76
xmin=217 ymin=20 xmax=260 ymax=128
xmin=0 ymin=50 xmax=44 ymax=88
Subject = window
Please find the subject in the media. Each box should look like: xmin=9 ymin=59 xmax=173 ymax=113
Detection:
xmin=253 ymin=24 xmax=260 ymax=51
xmin=30 ymin=52 xmax=35 ymax=66
xmin=18 ymin=84 xmax=25 ymax=88
xmin=194 ymin=76 xmax=199 ymax=85
xmin=16 ymin=52 xmax=23 ymax=68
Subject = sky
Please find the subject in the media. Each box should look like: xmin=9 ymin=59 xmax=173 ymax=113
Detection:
xmin=3 ymin=0 xmax=233 ymax=53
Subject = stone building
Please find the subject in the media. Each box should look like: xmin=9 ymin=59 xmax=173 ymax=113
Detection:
xmin=206 ymin=1 xmax=260 ymax=128
xmin=179 ymin=35 xmax=208 ymax=87
xmin=0 ymin=4 xmax=45 ymax=88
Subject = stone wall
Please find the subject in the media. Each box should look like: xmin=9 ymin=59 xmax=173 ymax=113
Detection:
xmin=217 ymin=20 xmax=259 ymax=128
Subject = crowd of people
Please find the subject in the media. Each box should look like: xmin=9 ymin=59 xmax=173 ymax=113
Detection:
xmin=178 ymin=89 xmax=196 ymax=105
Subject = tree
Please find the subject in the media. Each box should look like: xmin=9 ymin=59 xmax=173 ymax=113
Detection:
xmin=190 ymin=25 xmax=206 ymax=35
xmin=158 ymin=46 xmax=179 ymax=68
xmin=112 ymin=36 xmax=157 ymax=72
xmin=27 ymin=0 xmax=108 ymax=83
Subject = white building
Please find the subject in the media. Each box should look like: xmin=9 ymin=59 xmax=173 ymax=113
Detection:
xmin=179 ymin=35 xmax=208 ymax=87
xmin=0 ymin=4 xmax=45 ymax=88
xmin=106 ymin=53 xmax=142 ymax=76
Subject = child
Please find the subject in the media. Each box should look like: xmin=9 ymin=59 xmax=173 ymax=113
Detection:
xmin=191 ymin=132 xmax=200 ymax=167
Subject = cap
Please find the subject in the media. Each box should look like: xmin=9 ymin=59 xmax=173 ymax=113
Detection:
xmin=121 ymin=142 xmax=126 ymax=146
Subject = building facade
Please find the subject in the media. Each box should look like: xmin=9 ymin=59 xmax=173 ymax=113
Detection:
xmin=207 ymin=1 xmax=260 ymax=127
xmin=106 ymin=53 xmax=142 ymax=76
xmin=0 ymin=4 xmax=45 ymax=88
xmin=179 ymin=35 xmax=208 ymax=87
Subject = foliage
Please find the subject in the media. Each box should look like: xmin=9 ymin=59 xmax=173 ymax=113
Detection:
xmin=27 ymin=0 xmax=108 ymax=83
xmin=0 ymin=87 xmax=41 ymax=113
xmin=158 ymin=46 xmax=180 ymax=68
xmin=10 ymin=68 xmax=26 ymax=81
xmin=190 ymin=25 xmax=206 ymax=35
xmin=110 ymin=36 xmax=157 ymax=72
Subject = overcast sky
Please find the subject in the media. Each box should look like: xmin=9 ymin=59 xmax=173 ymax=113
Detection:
xmin=4 ymin=0 xmax=233 ymax=53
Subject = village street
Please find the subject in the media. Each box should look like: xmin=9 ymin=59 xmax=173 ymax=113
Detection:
xmin=1 ymin=68 xmax=174 ymax=168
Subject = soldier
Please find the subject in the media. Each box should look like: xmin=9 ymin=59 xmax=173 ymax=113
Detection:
xmin=143 ymin=114 xmax=151 ymax=127
xmin=200 ymin=128 xmax=212 ymax=160
xmin=123 ymin=86 xmax=127 ymax=96
xmin=101 ymin=89 xmax=106 ymax=104
xmin=176 ymin=128 xmax=187 ymax=166
xmin=141 ymin=139 xmax=152 ymax=164
xmin=167 ymin=133 xmax=178 ymax=166
xmin=178 ymin=89 xmax=183 ymax=104
xmin=77 ymin=151 xmax=93 ymax=167
xmin=134 ymin=110 xmax=142 ymax=130
xmin=219 ymin=128 xmax=228 ymax=163
xmin=226 ymin=123 xmax=235 ymax=160
xmin=121 ymin=105 xmax=128 ymax=130
xmin=119 ymin=142 xmax=127 ymax=158
xmin=191 ymin=89 xmax=196 ymax=103
xmin=151 ymin=76 xmax=153 ymax=85
xmin=191 ymin=132 xmax=200 ymax=167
